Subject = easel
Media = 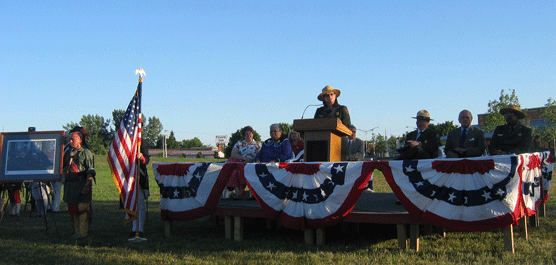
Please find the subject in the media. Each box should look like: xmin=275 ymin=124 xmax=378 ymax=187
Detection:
xmin=0 ymin=185 xmax=7 ymax=221
xmin=0 ymin=129 xmax=64 ymax=233
xmin=29 ymin=180 xmax=59 ymax=234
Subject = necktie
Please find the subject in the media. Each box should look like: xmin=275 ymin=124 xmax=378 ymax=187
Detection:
xmin=459 ymin=129 xmax=467 ymax=148
xmin=416 ymin=130 xmax=421 ymax=140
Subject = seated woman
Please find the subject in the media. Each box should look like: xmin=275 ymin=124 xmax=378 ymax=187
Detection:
xmin=288 ymin=130 xmax=304 ymax=162
xmin=226 ymin=126 xmax=261 ymax=199
xmin=255 ymin=124 xmax=293 ymax=163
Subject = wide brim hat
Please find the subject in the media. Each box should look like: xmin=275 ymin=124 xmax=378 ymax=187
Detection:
xmin=317 ymin=85 xmax=341 ymax=101
xmin=412 ymin=109 xmax=433 ymax=121
xmin=500 ymin=104 xmax=526 ymax=119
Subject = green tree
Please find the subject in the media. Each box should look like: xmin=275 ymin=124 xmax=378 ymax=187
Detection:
xmin=224 ymin=127 xmax=262 ymax=158
xmin=166 ymin=131 xmax=180 ymax=149
xmin=181 ymin=137 xmax=204 ymax=148
xmin=387 ymin=135 xmax=398 ymax=153
xmin=111 ymin=109 xmax=125 ymax=132
xmin=428 ymin=121 xmax=457 ymax=138
xmin=481 ymin=89 xmax=522 ymax=133
xmin=143 ymin=116 xmax=163 ymax=148
xmin=374 ymin=134 xmax=388 ymax=155
xmin=155 ymin=135 xmax=165 ymax=149
xmin=64 ymin=114 xmax=112 ymax=155
xmin=536 ymin=98 xmax=556 ymax=149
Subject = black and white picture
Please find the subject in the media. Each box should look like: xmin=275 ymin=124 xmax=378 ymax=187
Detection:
xmin=0 ymin=131 xmax=64 ymax=182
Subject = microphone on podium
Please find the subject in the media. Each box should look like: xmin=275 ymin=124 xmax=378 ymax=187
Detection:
xmin=301 ymin=104 xmax=322 ymax=119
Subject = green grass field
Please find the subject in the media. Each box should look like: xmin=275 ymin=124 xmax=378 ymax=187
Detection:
xmin=1 ymin=155 xmax=555 ymax=265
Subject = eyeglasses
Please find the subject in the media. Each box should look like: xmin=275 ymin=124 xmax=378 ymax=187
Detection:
xmin=324 ymin=93 xmax=335 ymax=97
xmin=270 ymin=130 xmax=280 ymax=133
xmin=504 ymin=113 xmax=516 ymax=117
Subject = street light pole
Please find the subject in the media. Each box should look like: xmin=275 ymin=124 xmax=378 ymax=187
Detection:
xmin=358 ymin=127 xmax=378 ymax=156
xmin=163 ymin=130 xmax=168 ymax=158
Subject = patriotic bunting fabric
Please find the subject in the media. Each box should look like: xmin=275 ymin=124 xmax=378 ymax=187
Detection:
xmin=519 ymin=153 xmax=543 ymax=216
xmin=152 ymin=152 xmax=552 ymax=232
xmin=108 ymin=79 xmax=142 ymax=224
xmin=383 ymin=156 xmax=522 ymax=231
xmin=154 ymin=162 xmax=234 ymax=221
xmin=243 ymin=162 xmax=374 ymax=230
xmin=540 ymin=151 xmax=554 ymax=202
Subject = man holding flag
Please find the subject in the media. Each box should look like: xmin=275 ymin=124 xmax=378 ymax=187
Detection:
xmin=131 ymin=143 xmax=149 ymax=237
xmin=108 ymin=69 xmax=144 ymax=239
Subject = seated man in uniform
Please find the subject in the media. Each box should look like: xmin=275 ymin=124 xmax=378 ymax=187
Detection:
xmin=397 ymin=110 xmax=440 ymax=160
xmin=488 ymin=104 xmax=533 ymax=155
xmin=444 ymin=110 xmax=486 ymax=158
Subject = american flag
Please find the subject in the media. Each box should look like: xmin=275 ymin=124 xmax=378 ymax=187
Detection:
xmin=109 ymin=78 xmax=142 ymax=224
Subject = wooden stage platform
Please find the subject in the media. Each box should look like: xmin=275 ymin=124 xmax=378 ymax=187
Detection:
xmin=163 ymin=191 xmax=531 ymax=252
xmin=166 ymin=192 xmax=424 ymax=250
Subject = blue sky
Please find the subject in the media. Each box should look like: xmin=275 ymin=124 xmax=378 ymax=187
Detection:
xmin=1 ymin=1 xmax=554 ymax=146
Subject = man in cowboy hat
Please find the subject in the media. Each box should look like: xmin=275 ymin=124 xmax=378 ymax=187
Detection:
xmin=444 ymin=110 xmax=487 ymax=158
xmin=488 ymin=104 xmax=533 ymax=155
xmin=397 ymin=110 xmax=441 ymax=160
xmin=314 ymin=85 xmax=351 ymax=160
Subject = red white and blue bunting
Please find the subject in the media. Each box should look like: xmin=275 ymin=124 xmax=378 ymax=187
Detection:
xmin=243 ymin=162 xmax=374 ymax=230
xmin=153 ymin=152 xmax=552 ymax=232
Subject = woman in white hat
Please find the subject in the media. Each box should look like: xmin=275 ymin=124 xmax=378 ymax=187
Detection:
xmin=314 ymin=85 xmax=351 ymax=127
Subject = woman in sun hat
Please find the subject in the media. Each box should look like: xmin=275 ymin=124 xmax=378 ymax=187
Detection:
xmin=314 ymin=85 xmax=351 ymax=127
xmin=314 ymin=85 xmax=352 ymax=160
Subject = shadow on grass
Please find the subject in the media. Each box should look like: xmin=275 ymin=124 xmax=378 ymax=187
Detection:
xmin=1 ymin=200 xmax=400 ymax=253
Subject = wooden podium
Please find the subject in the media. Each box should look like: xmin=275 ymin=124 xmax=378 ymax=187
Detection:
xmin=292 ymin=118 xmax=352 ymax=162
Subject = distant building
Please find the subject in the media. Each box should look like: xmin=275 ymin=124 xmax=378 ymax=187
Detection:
xmin=149 ymin=147 xmax=219 ymax=158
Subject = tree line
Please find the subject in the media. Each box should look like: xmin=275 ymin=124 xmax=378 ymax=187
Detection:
xmin=68 ymin=90 xmax=555 ymax=156
xmin=64 ymin=110 xmax=206 ymax=155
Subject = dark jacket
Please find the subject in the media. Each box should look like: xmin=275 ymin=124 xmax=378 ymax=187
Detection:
xmin=488 ymin=123 xmax=533 ymax=155
xmin=445 ymin=127 xmax=486 ymax=158
xmin=138 ymin=144 xmax=150 ymax=191
xmin=314 ymin=101 xmax=351 ymax=128
xmin=398 ymin=128 xmax=441 ymax=159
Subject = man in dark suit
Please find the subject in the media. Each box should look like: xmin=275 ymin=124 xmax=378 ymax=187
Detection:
xmin=445 ymin=110 xmax=486 ymax=158
xmin=488 ymin=104 xmax=533 ymax=155
xmin=347 ymin=125 xmax=365 ymax=161
xmin=397 ymin=110 xmax=441 ymax=160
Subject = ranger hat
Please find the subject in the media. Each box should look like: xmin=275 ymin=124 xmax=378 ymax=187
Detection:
xmin=317 ymin=85 xmax=341 ymax=101
xmin=412 ymin=110 xmax=433 ymax=121
xmin=500 ymin=104 xmax=526 ymax=119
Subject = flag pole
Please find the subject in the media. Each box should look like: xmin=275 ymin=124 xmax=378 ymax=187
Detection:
xmin=130 ymin=69 xmax=146 ymax=242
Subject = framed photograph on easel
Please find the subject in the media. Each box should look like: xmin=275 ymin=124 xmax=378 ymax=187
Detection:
xmin=0 ymin=131 xmax=65 ymax=182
